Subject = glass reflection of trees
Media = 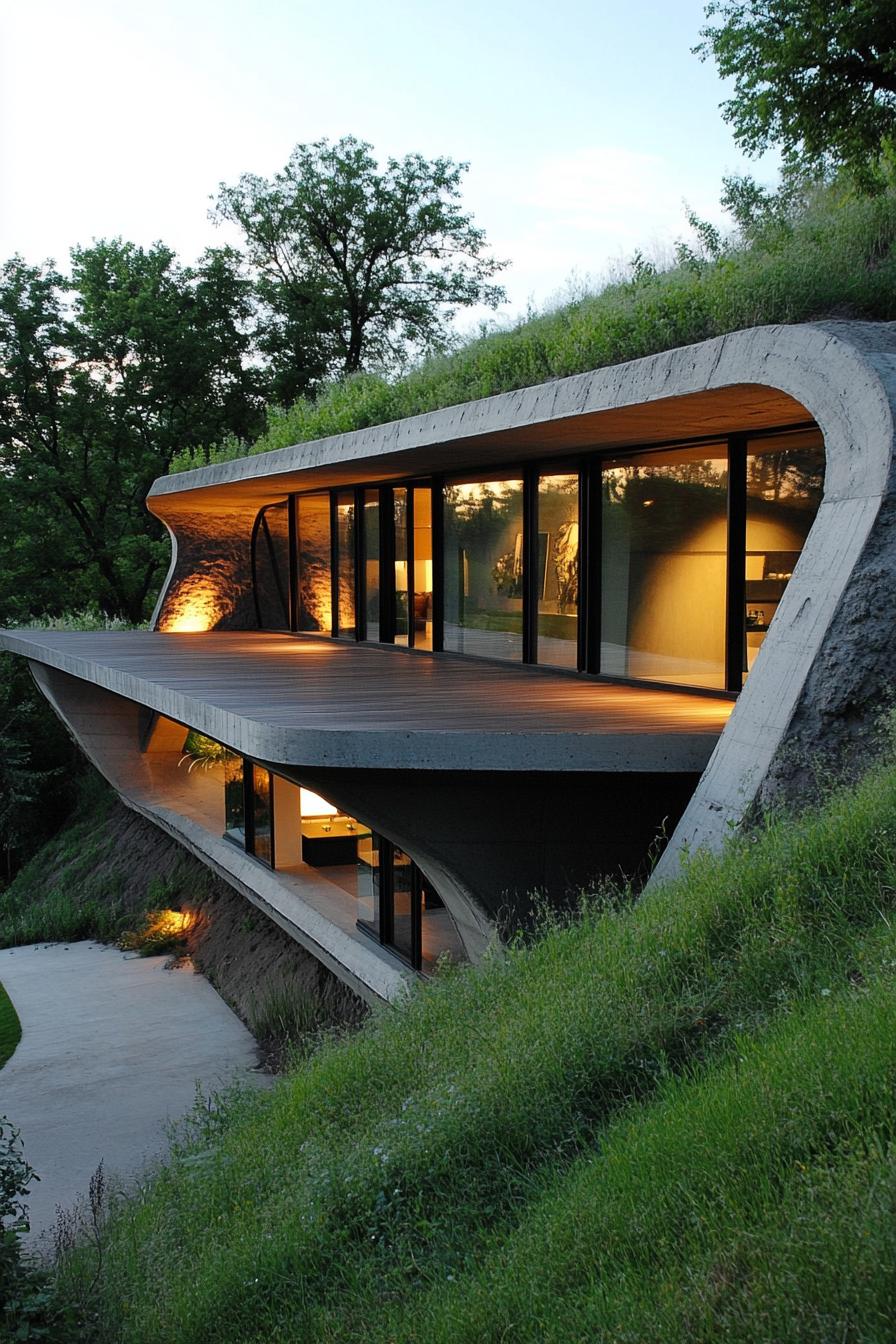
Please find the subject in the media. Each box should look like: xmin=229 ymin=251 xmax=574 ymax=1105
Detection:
xmin=443 ymin=479 xmax=524 ymax=661
xmin=602 ymin=448 xmax=730 ymax=688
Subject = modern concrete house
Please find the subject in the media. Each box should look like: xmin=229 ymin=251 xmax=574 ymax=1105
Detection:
xmin=4 ymin=321 xmax=896 ymax=1003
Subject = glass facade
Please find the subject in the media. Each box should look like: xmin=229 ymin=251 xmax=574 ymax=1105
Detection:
xmin=394 ymin=488 xmax=410 ymax=646
xmin=223 ymin=752 xmax=246 ymax=845
xmin=254 ymin=501 xmax=290 ymax=630
xmin=251 ymin=426 xmax=824 ymax=695
xmin=413 ymin=487 xmax=434 ymax=651
xmin=744 ymin=429 xmax=825 ymax=682
xmin=537 ymin=473 xmax=579 ymax=669
xmin=296 ymin=494 xmax=331 ymax=633
xmin=251 ymin=764 xmax=273 ymax=866
xmin=443 ymin=478 xmax=524 ymax=661
xmin=601 ymin=446 xmax=729 ymax=689
xmin=363 ymin=490 xmax=380 ymax=642
xmin=335 ymin=492 xmax=356 ymax=639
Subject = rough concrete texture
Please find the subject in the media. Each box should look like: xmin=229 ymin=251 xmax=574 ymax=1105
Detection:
xmin=151 ymin=504 xmax=260 ymax=632
xmin=0 ymin=942 xmax=268 ymax=1243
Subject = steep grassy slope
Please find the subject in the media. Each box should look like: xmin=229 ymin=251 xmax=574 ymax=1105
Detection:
xmin=51 ymin=751 xmax=896 ymax=1342
xmin=0 ymin=980 xmax=21 ymax=1068
xmin=172 ymin=179 xmax=896 ymax=474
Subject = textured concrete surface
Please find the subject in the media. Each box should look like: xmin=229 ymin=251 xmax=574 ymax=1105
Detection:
xmin=0 ymin=942 xmax=268 ymax=1243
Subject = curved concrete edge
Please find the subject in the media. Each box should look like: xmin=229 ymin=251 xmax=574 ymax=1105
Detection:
xmin=652 ymin=333 xmax=896 ymax=881
xmin=146 ymin=323 xmax=811 ymax=500
xmin=29 ymin=662 xmax=410 ymax=1005
xmin=148 ymin=519 xmax=180 ymax=631
xmin=0 ymin=630 xmax=719 ymax=775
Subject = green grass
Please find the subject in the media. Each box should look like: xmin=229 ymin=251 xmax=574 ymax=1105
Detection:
xmin=172 ymin=178 xmax=896 ymax=475
xmin=49 ymin=747 xmax=896 ymax=1342
xmin=0 ymin=980 xmax=21 ymax=1068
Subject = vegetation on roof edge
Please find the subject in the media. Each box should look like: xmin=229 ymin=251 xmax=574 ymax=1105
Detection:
xmin=170 ymin=176 xmax=896 ymax=475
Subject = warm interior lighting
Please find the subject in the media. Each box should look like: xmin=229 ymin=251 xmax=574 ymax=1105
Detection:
xmin=300 ymin=787 xmax=339 ymax=818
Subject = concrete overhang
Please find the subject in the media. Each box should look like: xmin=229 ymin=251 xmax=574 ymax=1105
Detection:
xmin=147 ymin=365 xmax=811 ymax=516
xmin=0 ymin=630 xmax=730 ymax=774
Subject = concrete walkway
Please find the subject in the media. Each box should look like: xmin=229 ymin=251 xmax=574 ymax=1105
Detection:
xmin=0 ymin=942 xmax=268 ymax=1243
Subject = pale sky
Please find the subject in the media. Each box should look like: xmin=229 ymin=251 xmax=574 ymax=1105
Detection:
xmin=0 ymin=0 xmax=777 ymax=327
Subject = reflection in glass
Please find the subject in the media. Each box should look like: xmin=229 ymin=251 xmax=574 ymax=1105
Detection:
xmin=443 ymin=479 xmax=524 ymax=661
xmin=601 ymin=447 xmax=728 ymax=688
xmin=296 ymin=494 xmax=332 ymax=633
xmin=537 ymin=473 xmax=579 ymax=669
xmin=357 ymin=830 xmax=382 ymax=936
xmin=413 ymin=487 xmax=433 ymax=651
xmin=394 ymin=488 xmax=409 ymax=646
xmin=223 ymin=753 xmax=245 ymax=845
xmin=254 ymin=501 xmax=290 ymax=630
xmin=744 ymin=429 xmax=824 ymax=681
xmin=252 ymin=764 xmax=273 ymax=866
xmin=391 ymin=846 xmax=415 ymax=962
xmin=363 ymin=490 xmax=380 ymax=641
xmin=336 ymin=492 xmax=356 ymax=639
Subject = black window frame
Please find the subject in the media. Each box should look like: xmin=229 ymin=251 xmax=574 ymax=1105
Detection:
xmin=250 ymin=419 xmax=821 ymax=699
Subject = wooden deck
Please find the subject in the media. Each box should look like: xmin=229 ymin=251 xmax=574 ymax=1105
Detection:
xmin=1 ymin=629 xmax=732 ymax=773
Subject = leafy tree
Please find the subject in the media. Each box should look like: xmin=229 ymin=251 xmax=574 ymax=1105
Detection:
xmin=696 ymin=1 xmax=896 ymax=180
xmin=214 ymin=136 xmax=507 ymax=404
xmin=0 ymin=241 xmax=266 ymax=622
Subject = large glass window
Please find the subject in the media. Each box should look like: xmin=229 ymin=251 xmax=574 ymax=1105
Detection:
xmin=413 ymin=487 xmax=434 ymax=651
xmin=601 ymin=447 xmax=729 ymax=689
xmin=443 ymin=478 xmax=524 ymax=661
xmin=537 ymin=473 xmax=579 ymax=669
xmin=363 ymin=490 xmax=380 ymax=642
xmin=335 ymin=492 xmax=356 ymax=639
xmin=356 ymin=830 xmax=383 ymax=936
xmin=743 ymin=429 xmax=825 ymax=681
xmin=250 ymin=764 xmax=273 ymax=866
xmin=253 ymin=501 xmax=290 ymax=630
xmin=296 ymin=494 xmax=332 ymax=633
xmin=223 ymin=752 xmax=246 ymax=845
xmin=394 ymin=488 xmax=410 ymax=646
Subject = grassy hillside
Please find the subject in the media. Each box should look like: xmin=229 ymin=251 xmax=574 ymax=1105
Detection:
xmin=49 ymin=745 xmax=896 ymax=1342
xmin=0 ymin=981 xmax=21 ymax=1068
xmin=172 ymin=179 xmax=896 ymax=474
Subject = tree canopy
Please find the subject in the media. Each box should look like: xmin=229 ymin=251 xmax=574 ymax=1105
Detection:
xmin=696 ymin=0 xmax=896 ymax=179
xmin=214 ymin=136 xmax=507 ymax=404
xmin=0 ymin=240 xmax=265 ymax=623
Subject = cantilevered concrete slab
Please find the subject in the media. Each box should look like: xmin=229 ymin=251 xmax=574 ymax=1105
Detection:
xmin=0 ymin=629 xmax=730 ymax=774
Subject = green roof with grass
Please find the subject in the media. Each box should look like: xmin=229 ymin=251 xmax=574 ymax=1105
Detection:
xmin=171 ymin=179 xmax=896 ymax=476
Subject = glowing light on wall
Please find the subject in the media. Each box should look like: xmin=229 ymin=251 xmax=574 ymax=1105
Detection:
xmin=159 ymin=578 xmax=227 ymax=633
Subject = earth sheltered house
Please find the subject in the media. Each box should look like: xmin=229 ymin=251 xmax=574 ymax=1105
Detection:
xmin=4 ymin=321 xmax=896 ymax=1003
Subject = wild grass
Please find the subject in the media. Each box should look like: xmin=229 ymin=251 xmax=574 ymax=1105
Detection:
xmin=171 ymin=179 xmax=896 ymax=474
xmin=0 ymin=980 xmax=21 ymax=1068
xmin=49 ymin=745 xmax=896 ymax=1341
xmin=0 ymin=776 xmax=150 ymax=949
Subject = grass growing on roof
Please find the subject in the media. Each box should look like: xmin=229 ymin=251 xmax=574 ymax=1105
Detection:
xmin=0 ymin=981 xmax=21 ymax=1069
xmin=50 ymin=743 xmax=896 ymax=1342
xmin=171 ymin=178 xmax=896 ymax=476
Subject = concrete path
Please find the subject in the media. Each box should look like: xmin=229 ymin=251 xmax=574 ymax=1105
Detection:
xmin=0 ymin=941 xmax=268 ymax=1243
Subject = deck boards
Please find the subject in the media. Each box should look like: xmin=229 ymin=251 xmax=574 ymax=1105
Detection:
xmin=2 ymin=629 xmax=732 ymax=740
